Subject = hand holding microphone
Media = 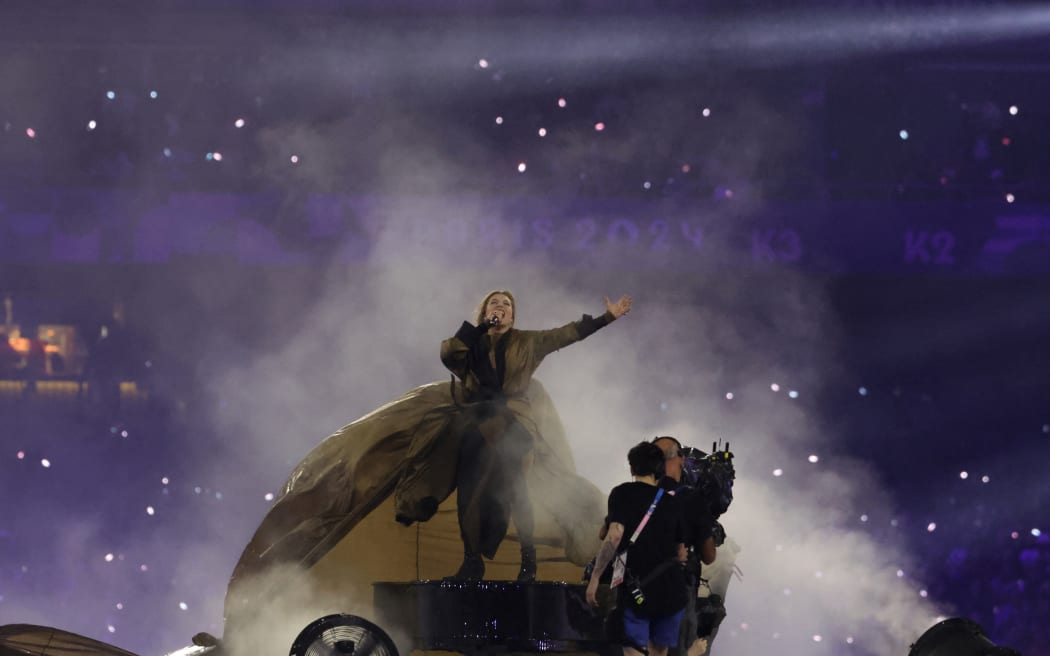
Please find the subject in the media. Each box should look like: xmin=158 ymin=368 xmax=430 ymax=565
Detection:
xmin=486 ymin=309 xmax=505 ymax=327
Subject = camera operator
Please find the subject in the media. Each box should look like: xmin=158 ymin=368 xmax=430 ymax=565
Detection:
xmin=653 ymin=436 xmax=717 ymax=656
xmin=586 ymin=441 xmax=689 ymax=656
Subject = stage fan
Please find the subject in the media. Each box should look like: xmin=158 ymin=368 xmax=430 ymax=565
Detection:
xmin=289 ymin=614 xmax=399 ymax=656
xmin=908 ymin=617 xmax=1019 ymax=656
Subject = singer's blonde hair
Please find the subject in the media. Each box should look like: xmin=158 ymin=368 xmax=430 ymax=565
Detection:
xmin=474 ymin=290 xmax=516 ymax=327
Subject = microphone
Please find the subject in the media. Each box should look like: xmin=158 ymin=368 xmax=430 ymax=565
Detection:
xmin=486 ymin=313 xmax=501 ymax=327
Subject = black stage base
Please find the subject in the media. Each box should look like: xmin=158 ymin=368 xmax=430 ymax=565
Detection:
xmin=373 ymin=580 xmax=613 ymax=653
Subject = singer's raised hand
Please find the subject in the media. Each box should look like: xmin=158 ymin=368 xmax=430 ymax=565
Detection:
xmin=605 ymin=294 xmax=632 ymax=319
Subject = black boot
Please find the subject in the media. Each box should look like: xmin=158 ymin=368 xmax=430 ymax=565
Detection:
xmin=517 ymin=544 xmax=537 ymax=583
xmin=446 ymin=551 xmax=485 ymax=581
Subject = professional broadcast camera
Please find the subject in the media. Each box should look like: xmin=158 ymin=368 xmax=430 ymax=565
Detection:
xmin=679 ymin=442 xmax=735 ymax=520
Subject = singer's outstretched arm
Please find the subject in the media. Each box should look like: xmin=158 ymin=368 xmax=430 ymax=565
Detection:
xmin=527 ymin=294 xmax=633 ymax=360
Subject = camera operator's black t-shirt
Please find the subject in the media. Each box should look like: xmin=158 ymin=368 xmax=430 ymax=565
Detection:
xmin=607 ymin=481 xmax=688 ymax=616
xmin=678 ymin=488 xmax=716 ymax=550
xmin=658 ymin=477 xmax=716 ymax=552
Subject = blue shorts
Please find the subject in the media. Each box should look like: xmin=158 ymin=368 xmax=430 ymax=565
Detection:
xmin=622 ymin=606 xmax=685 ymax=649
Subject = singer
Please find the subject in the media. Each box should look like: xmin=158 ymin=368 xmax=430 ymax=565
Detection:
xmin=224 ymin=289 xmax=631 ymax=633
xmin=436 ymin=290 xmax=633 ymax=580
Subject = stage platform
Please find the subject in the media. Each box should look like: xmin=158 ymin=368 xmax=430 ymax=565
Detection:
xmin=373 ymin=580 xmax=613 ymax=654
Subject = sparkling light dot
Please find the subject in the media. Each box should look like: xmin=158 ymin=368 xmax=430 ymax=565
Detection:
xmin=537 ymin=127 xmax=547 ymax=137
xmin=215 ymin=491 xmax=223 ymax=500
xmin=725 ymin=392 xmax=734 ymax=400
xmin=149 ymin=90 xmax=158 ymax=99
xmin=860 ymin=514 xmax=869 ymax=522
xmin=919 ymin=589 xmax=928 ymax=598
xmin=26 ymin=128 xmax=36 ymax=139
xmin=771 ymin=383 xmax=780 ymax=392
xmin=194 ymin=486 xmax=202 ymax=494
xmin=701 ymin=107 xmax=711 ymax=117
xmin=146 ymin=506 xmax=155 ymax=516
xmin=927 ymin=522 xmax=937 ymax=532
xmin=120 ymin=430 xmax=128 ymax=438
xmin=896 ymin=569 xmax=904 ymax=577
xmin=495 ymin=116 xmax=503 ymax=125
xmin=859 ymin=386 xmax=868 ymax=396
xmin=773 ymin=468 xmax=783 ymax=477
xmin=16 ymin=451 xmax=24 ymax=460
xmin=264 ymin=492 xmax=275 ymax=501
xmin=517 ymin=162 xmax=527 ymax=173
xmin=981 ymin=475 xmax=990 ymax=483
xmin=106 ymin=91 xmax=116 ymax=100
xmin=161 ymin=477 xmax=169 ymax=485
xmin=87 ymin=120 xmax=97 ymax=130
xmin=1005 ymin=193 xmax=1015 ymax=203
xmin=891 ymin=518 xmax=899 ymax=527
xmin=163 ymin=148 xmax=172 ymax=157
xmin=107 ymin=625 xmax=116 ymax=633
xmin=1033 ymin=528 xmax=1042 ymax=537
xmin=960 ymin=471 xmax=969 ymax=479
xmin=213 ymin=152 xmax=223 ymax=162
xmin=105 ymin=553 xmax=114 ymax=562
xmin=179 ymin=602 xmax=188 ymax=611
xmin=808 ymin=454 xmax=819 ymax=464
xmin=788 ymin=390 xmax=799 ymax=398
xmin=1009 ymin=105 xmax=1019 ymax=115
xmin=813 ymin=635 xmax=823 ymax=643
xmin=1011 ymin=531 xmax=1019 ymax=539
xmin=290 ymin=155 xmax=299 ymax=164
xmin=235 ymin=118 xmax=246 ymax=128
xmin=899 ymin=129 xmax=909 ymax=140
xmin=557 ymin=97 xmax=567 ymax=108
xmin=1042 ymin=424 xmax=1049 ymax=433
xmin=847 ymin=637 xmax=855 ymax=644
xmin=594 ymin=122 xmax=606 ymax=132
xmin=205 ymin=152 xmax=214 ymax=161
xmin=478 ymin=58 xmax=489 ymax=69
xmin=40 ymin=458 xmax=50 ymax=468
xmin=116 ymin=603 xmax=124 ymax=610
xmin=140 ymin=564 xmax=148 ymax=572
xmin=642 ymin=181 xmax=651 ymax=190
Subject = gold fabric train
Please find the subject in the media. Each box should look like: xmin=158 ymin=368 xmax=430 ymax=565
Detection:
xmin=224 ymin=378 xmax=605 ymax=632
